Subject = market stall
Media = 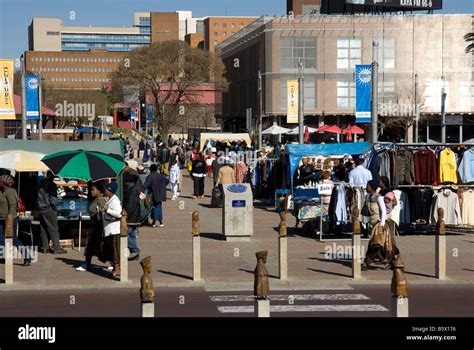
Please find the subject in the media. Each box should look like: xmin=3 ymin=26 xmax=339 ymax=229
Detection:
xmin=199 ymin=132 xmax=251 ymax=153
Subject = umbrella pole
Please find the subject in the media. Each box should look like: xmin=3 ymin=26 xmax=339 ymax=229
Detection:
xmin=78 ymin=190 xmax=82 ymax=252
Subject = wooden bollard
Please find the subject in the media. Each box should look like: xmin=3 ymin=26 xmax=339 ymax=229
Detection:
xmin=436 ymin=208 xmax=446 ymax=279
xmin=4 ymin=214 xmax=14 ymax=284
xmin=391 ymin=255 xmax=409 ymax=317
xmin=120 ymin=210 xmax=129 ymax=282
xmin=192 ymin=211 xmax=201 ymax=281
xmin=254 ymin=251 xmax=270 ymax=317
xmin=278 ymin=211 xmax=288 ymax=280
xmin=352 ymin=208 xmax=362 ymax=279
xmin=140 ymin=256 xmax=155 ymax=317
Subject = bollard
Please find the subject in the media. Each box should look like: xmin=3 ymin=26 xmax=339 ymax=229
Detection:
xmin=352 ymin=208 xmax=362 ymax=279
xmin=192 ymin=211 xmax=201 ymax=281
xmin=391 ymin=256 xmax=409 ymax=317
xmin=278 ymin=211 xmax=288 ymax=280
xmin=120 ymin=210 xmax=129 ymax=282
xmin=435 ymin=208 xmax=446 ymax=280
xmin=4 ymin=214 xmax=14 ymax=284
xmin=140 ymin=256 xmax=155 ymax=317
xmin=254 ymin=251 xmax=270 ymax=317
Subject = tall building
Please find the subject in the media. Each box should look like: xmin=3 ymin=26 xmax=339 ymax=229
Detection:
xmin=203 ymin=17 xmax=259 ymax=52
xmin=287 ymin=0 xmax=322 ymax=16
xmin=218 ymin=14 xmax=474 ymax=142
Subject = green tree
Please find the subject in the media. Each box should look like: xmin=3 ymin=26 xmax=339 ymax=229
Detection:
xmin=465 ymin=32 xmax=474 ymax=53
xmin=110 ymin=40 xmax=228 ymax=139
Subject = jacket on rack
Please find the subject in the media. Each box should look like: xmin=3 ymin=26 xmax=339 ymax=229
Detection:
xmin=439 ymin=148 xmax=458 ymax=184
xmin=414 ymin=149 xmax=437 ymax=185
xmin=430 ymin=189 xmax=462 ymax=225
xmin=458 ymin=149 xmax=474 ymax=183
xmin=461 ymin=189 xmax=474 ymax=226
xmin=412 ymin=189 xmax=433 ymax=223
xmin=395 ymin=150 xmax=415 ymax=185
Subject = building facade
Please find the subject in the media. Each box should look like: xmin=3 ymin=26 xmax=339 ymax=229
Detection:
xmin=204 ymin=17 xmax=259 ymax=52
xmin=219 ymin=14 xmax=474 ymax=142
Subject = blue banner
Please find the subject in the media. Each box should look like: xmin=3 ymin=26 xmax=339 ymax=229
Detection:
xmin=130 ymin=104 xmax=135 ymax=121
xmin=25 ymin=75 xmax=40 ymax=120
xmin=355 ymin=65 xmax=372 ymax=123
xmin=146 ymin=104 xmax=154 ymax=122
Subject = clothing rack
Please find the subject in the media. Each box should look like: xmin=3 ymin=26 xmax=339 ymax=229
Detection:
xmin=396 ymin=184 xmax=474 ymax=188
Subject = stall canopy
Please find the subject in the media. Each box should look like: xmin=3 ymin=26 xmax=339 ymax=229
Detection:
xmin=199 ymin=133 xmax=251 ymax=151
xmin=285 ymin=142 xmax=371 ymax=189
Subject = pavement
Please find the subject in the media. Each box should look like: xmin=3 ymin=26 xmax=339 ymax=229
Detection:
xmin=0 ymin=172 xmax=473 ymax=291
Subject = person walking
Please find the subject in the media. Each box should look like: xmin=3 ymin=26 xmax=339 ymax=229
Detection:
xmin=102 ymin=181 xmax=122 ymax=277
xmin=76 ymin=181 xmax=107 ymax=272
xmin=37 ymin=171 xmax=67 ymax=254
xmin=191 ymin=153 xmax=207 ymax=199
xmin=349 ymin=158 xmax=372 ymax=188
xmin=143 ymin=164 xmax=169 ymax=227
xmin=138 ymin=139 xmax=145 ymax=159
xmin=0 ymin=175 xmax=31 ymax=265
xmin=123 ymin=173 xmax=141 ymax=261
xmin=169 ymin=159 xmax=180 ymax=201
xmin=215 ymin=159 xmax=236 ymax=189
xmin=157 ymin=143 xmax=171 ymax=176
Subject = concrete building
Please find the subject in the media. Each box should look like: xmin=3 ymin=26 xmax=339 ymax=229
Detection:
xmin=204 ymin=17 xmax=259 ymax=52
xmin=218 ymin=14 xmax=474 ymax=142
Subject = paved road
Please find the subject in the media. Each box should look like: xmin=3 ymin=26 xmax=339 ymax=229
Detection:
xmin=0 ymin=285 xmax=472 ymax=317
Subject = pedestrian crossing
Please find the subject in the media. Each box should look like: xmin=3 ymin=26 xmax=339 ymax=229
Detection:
xmin=210 ymin=293 xmax=389 ymax=314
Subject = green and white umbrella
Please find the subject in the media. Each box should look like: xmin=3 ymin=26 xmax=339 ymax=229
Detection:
xmin=41 ymin=150 xmax=126 ymax=182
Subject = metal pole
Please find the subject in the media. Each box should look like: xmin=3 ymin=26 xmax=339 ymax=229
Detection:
xmin=38 ymin=72 xmax=43 ymax=141
xmin=21 ymin=55 xmax=27 ymax=140
xmin=414 ymin=74 xmax=419 ymax=143
xmin=441 ymin=82 xmax=447 ymax=143
xmin=371 ymin=41 xmax=379 ymax=144
xmin=258 ymin=71 xmax=263 ymax=150
xmin=298 ymin=60 xmax=304 ymax=144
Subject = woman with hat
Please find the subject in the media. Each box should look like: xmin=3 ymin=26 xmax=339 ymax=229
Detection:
xmin=0 ymin=175 xmax=31 ymax=266
xmin=363 ymin=179 xmax=399 ymax=270
xmin=101 ymin=181 xmax=122 ymax=277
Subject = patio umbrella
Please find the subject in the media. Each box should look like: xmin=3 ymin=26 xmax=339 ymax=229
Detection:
xmin=262 ymin=123 xmax=291 ymax=135
xmin=287 ymin=126 xmax=318 ymax=135
xmin=342 ymin=125 xmax=365 ymax=135
xmin=304 ymin=126 xmax=310 ymax=144
xmin=0 ymin=150 xmax=49 ymax=172
xmin=319 ymin=125 xmax=342 ymax=134
xmin=41 ymin=150 xmax=126 ymax=182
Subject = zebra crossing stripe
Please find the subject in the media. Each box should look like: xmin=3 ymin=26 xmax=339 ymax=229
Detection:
xmin=210 ymin=294 xmax=370 ymax=302
xmin=217 ymin=304 xmax=389 ymax=313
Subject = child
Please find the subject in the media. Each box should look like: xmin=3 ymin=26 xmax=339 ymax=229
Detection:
xmin=384 ymin=191 xmax=396 ymax=214
xmin=169 ymin=159 xmax=181 ymax=201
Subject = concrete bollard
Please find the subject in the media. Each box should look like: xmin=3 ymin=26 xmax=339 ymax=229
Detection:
xmin=4 ymin=214 xmax=14 ymax=284
xmin=435 ymin=208 xmax=446 ymax=280
xmin=352 ymin=208 xmax=362 ymax=279
xmin=391 ymin=256 xmax=409 ymax=317
xmin=120 ymin=210 xmax=129 ymax=282
xmin=254 ymin=251 xmax=270 ymax=317
xmin=254 ymin=299 xmax=270 ymax=317
xmin=192 ymin=211 xmax=201 ymax=281
xmin=278 ymin=211 xmax=288 ymax=280
xmin=140 ymin=256 xmax=155 ymax=317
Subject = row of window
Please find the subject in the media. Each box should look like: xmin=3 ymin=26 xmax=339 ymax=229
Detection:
xmin=214 ymin=31 xmax=237 ymax=38
xmin=31 ymin=67 xmax=114 ymax=73
xmin=31 ymin=57 xmax=124 ymax=63
xmin=48 ymin=77 xmax=110 ymax=83
xmin=280 ymin=37 xmax=396 ymax=71
xmin=214 ymin=22 xmax=245 ymax=29
xmin=139 ymin=17 xmax=151 ymax=26
xmin=62 ymin=43 xmax=145 ymax=51
xmin=62 ymin=34 xmax=151 ymax=43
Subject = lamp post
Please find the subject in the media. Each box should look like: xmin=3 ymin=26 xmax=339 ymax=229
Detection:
xmin=258 ymin=70 xmax=263 ymax=150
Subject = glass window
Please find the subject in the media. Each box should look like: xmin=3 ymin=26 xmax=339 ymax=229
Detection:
xmin=378 ymin=78 xmax=396 ymax=103
xmin=223 ymin=23 xmax=227 ymax=28
xmin=337 ymin=81 xmax=356 ymax=108
xmin=337 ymin=38 xmax=362 ymax=70
xmin=280 ymin=37 xmax=316 ymax=71
xmin=223 ymin=32 xmax=227 ymax=38
xmin=232 ymin=23 xmax=236 ymax=29
xmin=214 ymin=23 xmax=218 ymax=28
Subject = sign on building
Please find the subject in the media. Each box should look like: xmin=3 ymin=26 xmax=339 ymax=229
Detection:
xmin=287 ymin=80 xmax=299 ymax=124
xmin=355 ymin=65 xmax=372 ymax=123
xmin=25 ymin=75 xmax=40 ymax=120
xmin=0 ymin=60 xmax=15 ymax=120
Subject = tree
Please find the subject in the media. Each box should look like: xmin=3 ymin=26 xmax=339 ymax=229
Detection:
xmin=110 ymin=40 xmax=228 ymax=139
xmin=379 ymin=80 xmax=426 ymax=141
xmin=465 ymin=32 xmax=474 ymax=54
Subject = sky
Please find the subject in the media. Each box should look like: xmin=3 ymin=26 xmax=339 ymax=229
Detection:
xmin=0 ymin=0 xmax=473 ymax=59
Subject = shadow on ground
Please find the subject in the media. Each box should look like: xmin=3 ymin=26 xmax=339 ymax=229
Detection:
xmin=157 ymin=269 xmax=192 ymax=280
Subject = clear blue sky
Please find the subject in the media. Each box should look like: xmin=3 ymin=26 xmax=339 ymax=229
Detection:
xmin=1 ymin=0 xmax=472 ymax=59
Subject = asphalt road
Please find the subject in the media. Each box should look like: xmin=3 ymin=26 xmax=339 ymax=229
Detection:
xmin=0 ymin=285 xmax=472 ymax=317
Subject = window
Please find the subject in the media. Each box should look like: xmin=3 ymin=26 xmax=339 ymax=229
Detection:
xmin=214 ymin=32 xmax=218 ymax=36
xmin=378 ymin=78 xmax=396 ymax=103
xmin=214 ymin=23 xmax=218 ymax=28
xmin=280 ymin=37 xmax=316 ymax=71
xmin=47 ymin=31 xmax=60 ymax=36
xmin=280 ymin=76 xmax=316 ymax=110
xmin=223 ymin=32 xmax=227 ymax=38
xmin=232 ymin=23 xmax=236 ymax=29
xmin=337 ymin=38 xmax=361 ymax=70
xmin=223 ymin=23 xmax=227 ymax=28
xmin=378 ymin=37 xmax=396 ymax=70
xmin=337 ymin=81 xmax=356 ymax=108
xmin=240 ymin=23 xmax=244 ymax=29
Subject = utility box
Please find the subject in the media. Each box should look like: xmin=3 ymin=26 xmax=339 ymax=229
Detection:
xmin=222 ymin=184 xmax=253 ymax=241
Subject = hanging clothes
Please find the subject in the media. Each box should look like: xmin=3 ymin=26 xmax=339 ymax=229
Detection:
xmin=458 ymin=148 xmax=474 ymax=183
xmin=461 ymin=189 xmax=474 ymax=226
xmin=414 ymin=149 xmax=438 ymax=185
xmin=235 ymin=161 xmax=248 ymax=184
xmin=412 ymin=189 xmax=433 ymax=223
xmin=395 ymin=149 xmax=415 ymax=185
xmin=439 ymin=148 xmax=458 ymax=184
xmin=430 ymin=189 xmax=462 ymax=225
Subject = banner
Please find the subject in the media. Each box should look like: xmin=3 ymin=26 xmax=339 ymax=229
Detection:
xmin=0 ymin=60 xmax=15 ymax=120
xmin=25 ymin=75 xmax=40 ymax=120
xmin=146 ymin=104 xmax=154 ymax=122
xmin=287 ymin=80 xmax=298 ymax=124
xmin=355 ymin=64 xmax=372 ymax=123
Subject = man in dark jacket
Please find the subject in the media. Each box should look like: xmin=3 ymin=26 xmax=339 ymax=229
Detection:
xmin=143 ymin=164 xmax=169 ymax=228
xmin=37 ymin=171 xmax=66 ymax=254
xmin=157 ymin=143 xmax=171 ymax=175
xmin=123 ymin=173 xmax=141 ymax=260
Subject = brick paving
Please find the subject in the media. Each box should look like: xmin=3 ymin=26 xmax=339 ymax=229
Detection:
xmin=1 ymin=174 xmax=473 ymax=289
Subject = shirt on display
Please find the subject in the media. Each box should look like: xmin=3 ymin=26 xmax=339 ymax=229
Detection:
xmin=439 ymin=148 xmax=458 ymax=184
xmin=458 ymin=148 xmax=474 ymax=183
